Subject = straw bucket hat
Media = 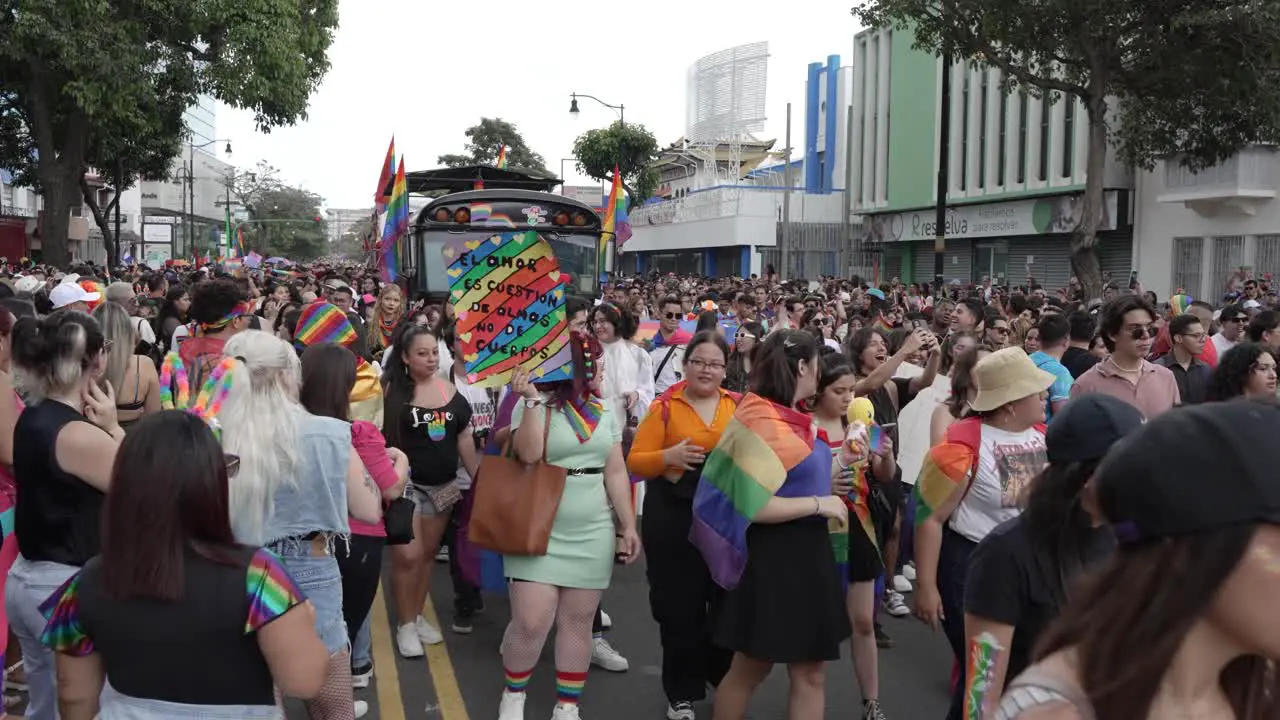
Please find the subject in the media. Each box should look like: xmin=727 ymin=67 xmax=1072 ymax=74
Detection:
xmin=969 ymin=347 xmax=1057 ymax=412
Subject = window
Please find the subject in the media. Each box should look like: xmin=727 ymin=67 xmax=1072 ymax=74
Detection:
xmin=960 ymin=64 xmax=970 ymax=191
xmin=1257 ymin=235 xmax=1280 ymax=282
xmin=1062 ymin=100 xmax=1075 ymax=178
xmin=1038 ymin=96 xmax=1051 ymax=182
xmin=1211 ymin=235 xmax=1245 ymax=297
xmin=1171 ymin=237 xmax=1203 ymax=297
xmin=1017 ymin=90 xmax=1028 ymax=184
xmin=997 ymin=88 xmax=1008 ymax=186
xmin=978 ymin=71 xmax=988 ymax=189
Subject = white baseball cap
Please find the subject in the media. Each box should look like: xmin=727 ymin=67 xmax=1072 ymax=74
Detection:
xmin=50 ymin=282 xmax=100 ymax=309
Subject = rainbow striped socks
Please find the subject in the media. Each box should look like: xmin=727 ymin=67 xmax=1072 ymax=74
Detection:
xmin=555 ymin=670 xmax=587 ymax=704
xmin=504 ymin=667 xmax=532 ymax=694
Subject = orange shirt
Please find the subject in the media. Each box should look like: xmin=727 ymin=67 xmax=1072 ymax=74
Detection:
xmin=627 ymin=386 xmax=738 ymax=480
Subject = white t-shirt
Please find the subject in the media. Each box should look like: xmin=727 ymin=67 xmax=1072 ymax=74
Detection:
xmin=1211 ymin=332 xmax=1237 ymax=357
xmin=896 ymin=373 xmax=951 ymax=486
xmin=451 ymin=369 xmax=495 ymax=490
xmin=948 ymin=424 xmax=1048 ymax=543
xmin=132 ymin=316 xmax=156 ymax=346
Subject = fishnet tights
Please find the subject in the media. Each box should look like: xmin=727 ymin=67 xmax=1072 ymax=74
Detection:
xmin=302 ymin=649 xmax=356 ymax=720
xmin=502 ymin=582 xmax=603 ymax=675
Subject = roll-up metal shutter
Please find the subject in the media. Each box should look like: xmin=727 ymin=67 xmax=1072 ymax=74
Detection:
xmin=1096 ymin=233 xmax=1134 ymax=286
xmin=943 ymin=240 xmax=973 ymax=285
xmin=1007 ymin=237 xmax=1072 ymax=290
xmin=914 ymin=242 xmax=937 ymax=284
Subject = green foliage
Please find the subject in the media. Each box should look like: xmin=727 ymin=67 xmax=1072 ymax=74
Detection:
xmin=239 ymin=184 xmax=328 ymax=261
xmin=855 ymin=0 xmax=1280 ymax=295
xmin=571 ymin=121 xmax=660 ymax=204
xmin=0 ymin=0 xmax=338 ymax=267
xmin=335 ymin=215 xmax=375 ymax=258
xmin=437 ymin=118 xmax=548 ymax=172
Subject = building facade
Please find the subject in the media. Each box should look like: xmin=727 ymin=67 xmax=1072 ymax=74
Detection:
xmin=626 ymin=56 xmax=858 ymax=279
xmin=851 ymin=27 xmax=1136 ymax=290
xmin=1132 ymin=147 xmax=1280 ymax=301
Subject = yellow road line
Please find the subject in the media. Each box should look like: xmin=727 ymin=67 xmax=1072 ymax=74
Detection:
xmin=421 ymin=596 xmax=470 ymax=720
xmin=370 ymin=582 xmax=406 ymax=720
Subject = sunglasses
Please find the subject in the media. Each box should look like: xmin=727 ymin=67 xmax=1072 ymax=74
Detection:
xmin=1127 ymin=324 xmax=1158 ymax=340
xmin=811 ymin=317 xmax=830 ymax=326
xmin=225 ymin=453 xmax=241 ymax=478
xmin=990 ymin=326 xmax=1011 ymax=335
xmin=663 ymin=312 xmax=681 ymax=320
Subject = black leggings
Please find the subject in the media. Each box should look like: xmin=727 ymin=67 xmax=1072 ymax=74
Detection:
xmin=336 ymin=534 xmax=386 ymax=652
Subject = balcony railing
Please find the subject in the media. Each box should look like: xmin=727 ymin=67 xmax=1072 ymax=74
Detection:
xmin=1159 ymin=147 xmax=1278 ymax=209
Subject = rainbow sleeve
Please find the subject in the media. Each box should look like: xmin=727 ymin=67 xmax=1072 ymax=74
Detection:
xmin=40 ymin=573 xmax=94 ymax=656
xmin=690 ymin=395 xmax=814 ymax=589
xmin=245 ymin=549 xmax=306 ymax=634
xmin=914 ymin=443 xmax=976 ymax=524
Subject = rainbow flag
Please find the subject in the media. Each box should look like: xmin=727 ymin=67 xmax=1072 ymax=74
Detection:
xmin=496 ymin=144 xmax=508 ymax=169
xmin=380 ymin=158 xmax=408 ymax=282
xmin=236 ymin=227 xmax=246 ymax=255
xmin=599 ymin=168 xmax=623 ymax=279
xmin=293 ymin=301 xmax=358 ymax=351
xmin=690 ymin=393 xmax=816 ymax=589
xmin=374 ymin=137 xmax=395 ymax=212
xmin=914 ymin=444 xmax=975 ymax=525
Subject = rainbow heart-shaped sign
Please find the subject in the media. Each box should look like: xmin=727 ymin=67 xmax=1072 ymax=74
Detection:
xmin=443 ymin=230 xmax=573 ymax=389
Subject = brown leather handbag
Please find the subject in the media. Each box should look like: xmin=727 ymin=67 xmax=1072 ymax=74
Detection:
xmin=468 ymin=406 xmax=567 ymax=556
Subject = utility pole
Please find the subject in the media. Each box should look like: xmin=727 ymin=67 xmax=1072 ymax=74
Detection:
xmin=934 ymin=49 xmax=953 ymax=299
xmin=113 ymin=158 xmax=123 ymax=267
xmin=188 ymin=143 xmax=197 ymax=259
xmin=781 ymin=102 xmax=793 ymax=281
xmin=842 ymin=104 xmax=856 ymax=280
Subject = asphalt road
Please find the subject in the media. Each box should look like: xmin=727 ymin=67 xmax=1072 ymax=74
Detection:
xmin=286 ymin=556 xmax=955 ymax=720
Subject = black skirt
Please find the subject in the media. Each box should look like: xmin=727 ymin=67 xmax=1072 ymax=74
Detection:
xmin=714 ymin=517 xmax=852 ymax=663
xmin=847 ymin=520 xmax=885 ymax=584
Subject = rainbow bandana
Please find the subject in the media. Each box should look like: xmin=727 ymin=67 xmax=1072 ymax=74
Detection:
xmin=198 ymin=302 xmax=251 ymax=335
xmin=563 ymin=393 xmax=605 ymax=443
xmin=690 ymin=393 xmax=816 ymax=589
xmin=1169 ymin=293 xmax=1193 ymax=316
xmin=293 ymin=301 xmax=358 ymax=351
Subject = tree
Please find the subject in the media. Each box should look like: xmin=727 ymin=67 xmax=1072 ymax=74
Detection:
xmin=437 ymin=117 xmax=549 ymax=172
xmin=855 ymin=0 xmax=1280 ymax=297
xmin=0 ymin=0 xmax=338 ymax=268
xmin=572 ymin=121 xmax=661 ymax=204
xmin=239 ymin=184 xmax=328 ymax=261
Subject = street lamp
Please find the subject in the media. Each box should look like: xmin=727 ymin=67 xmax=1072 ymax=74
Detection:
xmin=568 ymin=93 xmax=625 ymax=125
xmin=186 ymin=137 xmax=233 ymax=258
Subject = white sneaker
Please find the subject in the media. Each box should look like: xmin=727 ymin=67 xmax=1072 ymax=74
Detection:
xmin=902 ymin=563 xmax=917 ymax=581
xmin=354 ymin=700 xmax=369 ymax=718
xmin=498 ymin=690 xmax=527 ymax=720
xmin=415 ymin=615 xmax=444 ymax=645
xmin=551 ymin=702 xmax=581 ymax=720
xmin=893 ymin=574 xmax=913 ymax=593
xmin=667 ymin=701 xmax=696 ymax=720
xmin=599 ymin=609 xmax=612 ymax=629
xmin=351 ymin=664 xmax=372 ymax=688
xmin=397 ymin=623 xmax=424 ymax=658
xmin=883 ymin=589 xmax=911 ymax=618
xmin=590 ymin=636 xmax=629 ymax=672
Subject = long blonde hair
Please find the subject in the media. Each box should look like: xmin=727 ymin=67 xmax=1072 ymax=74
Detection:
xmin=92 ymin=302 xmax=134 ymax=394
xmin=219 ymin=330 xmax=303 ymax=544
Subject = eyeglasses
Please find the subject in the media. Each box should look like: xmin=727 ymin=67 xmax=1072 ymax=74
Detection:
xmin=687 ymin=359 xmax=726 ymax=371
xmin=990 ymin=326 xmax=1011 ymax=335
xmin=1178 ymin=331 xmax=1207 ymax=341
xmin=1127 ymin=324 xmax=1158 ymax=340
xmin=225 ymin=453 xmax=241 ymax=478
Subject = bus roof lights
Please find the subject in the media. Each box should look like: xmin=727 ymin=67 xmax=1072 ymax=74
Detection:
xmin=571 ymin=212 xmax=588 ymax=227
xmin=552 ymin=211 xmax=570 ymax=226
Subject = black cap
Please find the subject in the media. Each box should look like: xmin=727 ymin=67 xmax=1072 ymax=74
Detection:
xmin=1095 ymin=400 xmax=1280 ymax=542
xmin=1045 ymin=394 xmax=1145 ymax=464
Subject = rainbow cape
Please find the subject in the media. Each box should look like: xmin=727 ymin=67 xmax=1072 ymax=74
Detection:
xmin=690 ymin=393 xmax=816 ymax=589
xmin=914 ymin=417 xmax=1044 ymax=524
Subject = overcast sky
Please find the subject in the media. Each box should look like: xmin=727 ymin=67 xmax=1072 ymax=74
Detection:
xmin=216 ymin=0 xmax=860 ymax=210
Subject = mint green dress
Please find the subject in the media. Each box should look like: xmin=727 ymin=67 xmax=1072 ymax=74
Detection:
xmin=502 ymin=399 xmax=621 ymax=589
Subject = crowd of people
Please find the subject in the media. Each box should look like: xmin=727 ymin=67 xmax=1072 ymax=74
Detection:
xmin=0 ymin=256 xmax=1274 ymax=720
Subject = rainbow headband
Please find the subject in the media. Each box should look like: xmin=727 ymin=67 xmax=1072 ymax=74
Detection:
xmin=197 ymin=302 xmax=252 ymax=335
xmin=159 ymin=352 xmax=237 ymax=437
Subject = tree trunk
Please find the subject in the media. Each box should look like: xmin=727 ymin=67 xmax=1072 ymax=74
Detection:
xmin=37 ymin=168 xmax=80 ymax=269
xmin=80 ymin=178 xmax=118 ymax=268
xmin=1070 ymin=89 xmax=1111 ymax=300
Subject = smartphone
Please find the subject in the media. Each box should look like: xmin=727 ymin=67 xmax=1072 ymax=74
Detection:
xmin=1129 ymin=270 xmax=1138 ymax=290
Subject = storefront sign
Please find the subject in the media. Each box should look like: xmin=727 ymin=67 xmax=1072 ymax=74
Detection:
xmin=561 ymin=185 xmax=604 ymax=208
xmin=862 ymin=191 xmax=1121 ymax=244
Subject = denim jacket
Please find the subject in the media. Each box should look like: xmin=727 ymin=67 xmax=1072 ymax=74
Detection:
xmin=259 ymin=413 xmax=352 ymax=546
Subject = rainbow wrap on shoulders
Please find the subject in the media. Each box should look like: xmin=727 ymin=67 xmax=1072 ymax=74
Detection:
xmin=914 ymin=442 xmax=977 ymax=525
xmin=690 ymin=393 xmax=815 ymax=590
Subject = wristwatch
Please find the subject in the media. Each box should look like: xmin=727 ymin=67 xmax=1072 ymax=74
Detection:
xmin=524 ymin=397 xmax=544 ymax=409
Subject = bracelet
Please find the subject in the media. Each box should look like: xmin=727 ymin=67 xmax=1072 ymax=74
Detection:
xmin=812 ymin=496 xmax=821 ymax=516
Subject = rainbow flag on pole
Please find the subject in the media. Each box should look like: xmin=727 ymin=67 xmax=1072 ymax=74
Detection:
xmin=380 ymin=158 xmax=409 ymax=282
xmin=374 ymin=137 xmax=395 ymax=213
xmin=599 ymin=167 xmax=623 ymax=280
xmin=495 ymin=144 xmax=508 ymax=169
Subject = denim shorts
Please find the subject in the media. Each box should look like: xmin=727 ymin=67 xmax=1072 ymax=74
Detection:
xmin=267 ymin=541 xmax=347 ymax=655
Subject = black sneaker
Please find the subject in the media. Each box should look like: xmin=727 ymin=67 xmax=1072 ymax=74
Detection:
xmin=451 ymin=613 xmax=474 ymax=634
xmin=666 ymin=701 xmax=695 ymax=720
xmin=874 ymin=621 xmax=894 ymax=649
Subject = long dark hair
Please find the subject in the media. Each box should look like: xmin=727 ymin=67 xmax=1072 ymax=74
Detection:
xmin=1209 ymin=343 xmax=1273 ymax=401
xmin=845 ymin=326 xmax=888 ymax=376
xmin=299 ymin=344 xmax=356 ymax=422
xmin=382 ymin=322 xmax=438 ymax=448
xmin=11 ymin=309 xmax=106 ymax=401
xmin=592 ymin=302 xmax=638 ymax=341
xmin=947 ymin=345 xmax=993 ymax=418
xmin=1020 ymin=460 xmax=1105 ymax=605
xmin=1035 ymin=525 xmax=1278 ymax=718
xmin=101 ymin=411 xmax=240 ymax=601
xmin=751 ymin=329 xmax=817 ymax=407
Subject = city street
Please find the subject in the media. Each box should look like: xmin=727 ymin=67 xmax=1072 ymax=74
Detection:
xmin=287 ymin=558 xmax=955 ymax=719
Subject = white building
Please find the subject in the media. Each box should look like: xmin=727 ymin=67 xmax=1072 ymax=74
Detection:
xmin=1132 ymin=147 xmax=1280 ymax=301
xmin=325 ymin=207 xmax=373 ymax=244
